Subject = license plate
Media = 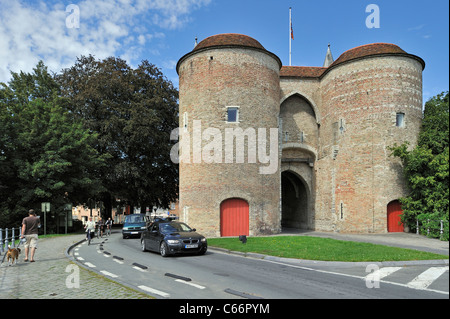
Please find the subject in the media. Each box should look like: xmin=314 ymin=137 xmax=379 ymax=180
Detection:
xmin=131 ymin=232 xmax=138 ymax=234
xmin=185 ymin=244 xmax=198 ymax=249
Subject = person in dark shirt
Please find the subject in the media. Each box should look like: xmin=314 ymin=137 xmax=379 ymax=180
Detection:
xmin=21 ymin=209 xmax=40 ymax=262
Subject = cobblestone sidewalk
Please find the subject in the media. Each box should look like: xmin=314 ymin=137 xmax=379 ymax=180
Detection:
xmin=0 ymin=234 xmax=152 ymax=299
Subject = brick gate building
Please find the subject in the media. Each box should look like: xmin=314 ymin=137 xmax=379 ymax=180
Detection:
xmin=176 ymin=33 xmax=425 ymax=237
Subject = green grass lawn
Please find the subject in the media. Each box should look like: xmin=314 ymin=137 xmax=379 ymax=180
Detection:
xmin=208 ymin=236 xmax=448 ymax=262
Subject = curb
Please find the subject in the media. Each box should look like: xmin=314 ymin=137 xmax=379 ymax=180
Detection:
xmin=208 ymin=247 xmax=450 ymax=267
xmin=65 ymin=237 xmax=157 ymax=298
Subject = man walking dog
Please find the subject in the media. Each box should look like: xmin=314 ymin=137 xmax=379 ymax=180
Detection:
xmin=21 ymin=209 xmax=40 ymax=262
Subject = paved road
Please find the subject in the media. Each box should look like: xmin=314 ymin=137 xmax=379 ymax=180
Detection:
xmin=1 ymin=230 xmax=448 ymax=301
xmin=71 ymin=231 xmax=448 ymax=299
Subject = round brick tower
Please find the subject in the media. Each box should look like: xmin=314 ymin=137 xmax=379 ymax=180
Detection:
xmin=176 ymin=34 xmax=282 ymax=237
xmin=317 ymin=43 xmax=425 ymax=233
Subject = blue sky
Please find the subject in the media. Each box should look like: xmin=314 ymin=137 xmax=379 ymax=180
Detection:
xmin=0 ymin=0 xmax=448 ymax=104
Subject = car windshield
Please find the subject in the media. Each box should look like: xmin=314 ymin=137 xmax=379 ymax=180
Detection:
xmin=159 ymin=222 xmax=193 ymax=234
xmin=125 ymin=215 xmax=145 ymax=223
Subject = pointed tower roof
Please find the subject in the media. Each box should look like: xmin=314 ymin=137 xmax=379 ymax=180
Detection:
xmin=323 ymin=43 xmax=334 ymax=67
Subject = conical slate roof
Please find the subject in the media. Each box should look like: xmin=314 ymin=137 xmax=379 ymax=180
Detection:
xmin=323 ymin=44 xmax=334 ymax=67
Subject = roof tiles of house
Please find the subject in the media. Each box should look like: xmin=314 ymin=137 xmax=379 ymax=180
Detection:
xmin=280 ymin=66 xmax=327 ymax=78
xmin=281 ymin=43 xmax=425 ymax=79
xmin=177 ymin=33 xmax=282 ymax=73
xmin=330 ymin=43 xmax=407 ymax=68
xmin=177 ymin=35 xmax=425 ymax=76
xmin=193 ymin=33 xmax=266 ymax=52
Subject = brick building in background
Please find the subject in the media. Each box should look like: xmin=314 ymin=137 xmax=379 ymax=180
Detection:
xmin=176 ymin=33 xmax=425 ymax=237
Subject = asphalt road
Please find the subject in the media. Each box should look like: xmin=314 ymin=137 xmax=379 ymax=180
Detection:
xmin=71 ymin=231 xmax=448 ymax=299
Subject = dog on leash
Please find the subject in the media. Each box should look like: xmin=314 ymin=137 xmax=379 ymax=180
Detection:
xmin=6 ymin=245 xmax=21 ymax=266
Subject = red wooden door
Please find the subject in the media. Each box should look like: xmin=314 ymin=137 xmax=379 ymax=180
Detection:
xmin=387 ymin=200 xmax=404 ymax=232
xmin=220 ymin=199 xmax=249 ymax=237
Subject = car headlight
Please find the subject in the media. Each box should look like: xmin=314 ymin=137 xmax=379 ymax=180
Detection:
xmin=201 ymin=237 xmax=207 ymax=242
xmin=167 ymin=239 xmax=180 ymax=244
xmin=123 ymin=227 xmax=129 ymax=230
xmin=140 ymin=226 xmax=146 ymax=230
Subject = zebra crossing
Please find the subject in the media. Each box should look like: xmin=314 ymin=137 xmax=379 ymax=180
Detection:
xmin=363 ymin=265 xmax=449 ymax=294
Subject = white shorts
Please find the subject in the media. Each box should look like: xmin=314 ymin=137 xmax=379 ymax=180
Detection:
xmin=24 ymin=234 xmax=38 ymax=248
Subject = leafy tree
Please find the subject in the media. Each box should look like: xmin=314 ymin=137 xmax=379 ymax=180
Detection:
xmin=0 ymin=62 xmax=106 ymax=227
xmin=389 ymin=92 xmax=449 ymax=239
xmin=57 ymin=56 xmax=179 ymax=216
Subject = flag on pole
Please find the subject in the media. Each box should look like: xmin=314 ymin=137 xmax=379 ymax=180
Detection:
xmin=291 ymin=18 xmax=294 ymax=40
xmin=289 ymin=7 xmax=293 ymax=66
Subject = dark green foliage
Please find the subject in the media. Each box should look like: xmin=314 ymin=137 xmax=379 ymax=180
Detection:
xmin=0 ymin=62 xmax=106 ymax=227
xmin=57 ymin=56 xmax=179 ymax=214
xmin=1 ymin=57 xmax=179 ymax=227
xmin=389 ymin=92 xmax=449 ymax=239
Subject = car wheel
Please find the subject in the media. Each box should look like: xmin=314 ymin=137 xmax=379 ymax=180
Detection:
xmin=198 ymin=247 xmax=207 ymax=255
xmin=141 ymin=238 xmax=147 ymax=252
xmin=160 ymin=241 xmax=169 ymax=257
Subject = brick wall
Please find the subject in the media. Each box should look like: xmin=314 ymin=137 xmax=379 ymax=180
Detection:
xmin=316 ymin=56 xmax=423 ymax=233
xmin=177 ymin=34 xmax=424 ymax=236
xmin=178 ymin=47 xmax=281 ymax=237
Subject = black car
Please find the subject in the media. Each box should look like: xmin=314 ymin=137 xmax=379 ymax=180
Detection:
xmin=140 ymin=220 xmax=207 ymax=257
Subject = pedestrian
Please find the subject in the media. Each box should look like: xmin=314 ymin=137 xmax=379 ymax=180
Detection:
xmin=21 ymin=209 xmax=40 ymax=262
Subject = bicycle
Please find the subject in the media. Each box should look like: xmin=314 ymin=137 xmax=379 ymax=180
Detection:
xmin=96 ymin=225 xmax=103 ymax=239
xmin=86 ymin=229 xmax=94 ymax=245
xmin=105 ymin=224 xmax=111 ymax=236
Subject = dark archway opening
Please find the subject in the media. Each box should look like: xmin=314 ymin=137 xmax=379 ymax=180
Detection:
xmin=281 ymin=171 xmax=308 ymax=230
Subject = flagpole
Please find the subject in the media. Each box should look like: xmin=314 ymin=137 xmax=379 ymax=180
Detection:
xmin=289 ymin=7 xmax=292 ymax=66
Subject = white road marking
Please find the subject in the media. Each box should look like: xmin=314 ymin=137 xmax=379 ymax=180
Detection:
xmin=407 ymin=266 xmax=449 ymax=290
xmin=175 ymin=279 xmax=206 ymax=289
xmin=100 ymin=270 xmax=118 ymax=278
xmin=138 ymin=285 xmax=170 ymax=298
xmin=84 ymin=262 xmax=96 ymax=268
xmin=133 ymin=266 xmax=147 ymax=272
xmin=364 ymin=267 xmax=402 ymax=281
xmin=257 ymin=258 xmax=449 ymax=295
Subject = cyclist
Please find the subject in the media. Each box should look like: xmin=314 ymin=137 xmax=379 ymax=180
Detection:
xmin=97 ymin=218 xmax=104 ymax=238
xmin=84 ymin=217 xmax=96 ymax=245
xmin=105 ymin=217 xmax=113 ymax=236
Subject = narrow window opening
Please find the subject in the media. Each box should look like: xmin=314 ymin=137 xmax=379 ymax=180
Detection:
xmin=183 ymin=112 xmax=188 ymax=131
xmin=227 ymin=107 xmax=239 ymax=123
xmin=396 ymin=113 xmax=405 ymax=127
xmin=339 ymin=119 xmax=345 ymax=133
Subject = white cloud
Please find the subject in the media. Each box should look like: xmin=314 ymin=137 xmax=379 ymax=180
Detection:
xmin=0 ymin=0 xmax=211 ymax=83
xmin=407 ymin=24 xmax=425 ymax=32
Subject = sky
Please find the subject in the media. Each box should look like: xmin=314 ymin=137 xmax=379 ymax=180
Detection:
xmin=0 ymin=0 xmax=448 ymax=104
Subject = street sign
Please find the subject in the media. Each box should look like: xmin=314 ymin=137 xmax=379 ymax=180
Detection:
xmin=41 ymin=202 xmax=50 ymax=212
